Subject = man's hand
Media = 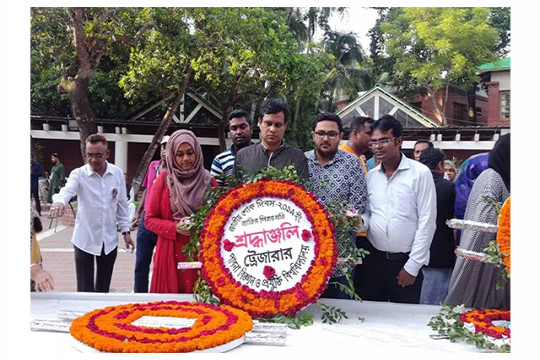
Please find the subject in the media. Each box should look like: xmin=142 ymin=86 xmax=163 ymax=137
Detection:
xmin=49 ymin=202 xmax=65 ymax=218
xmin=131 ymin=210 xmax=142 ymax=230
xmin=396 ymin=268 xmax=416 ymax=287
xmin=123 ymin=233 xmax=135 ymax=253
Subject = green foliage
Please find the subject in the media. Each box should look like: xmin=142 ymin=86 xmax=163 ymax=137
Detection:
xmin=372 ymin=7 xmax=503 ymax=123
xmin=318 ymin=303 xmax=348 ymax=324
xmin=256 ymin=313 xmax=314 ymax=329
xmin=428 ymin=305 xmax=510 ymax=352
xmin=483 ymin=240 xmax=510 ymax=289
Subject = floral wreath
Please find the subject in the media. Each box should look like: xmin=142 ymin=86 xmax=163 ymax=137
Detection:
xmin=496 ymin=196 xmax=510 ymax=273
xmin=460 ymin=309 xmax=510 ymax=339
xmin=200 ymin=179 xmax=337 ymax=318
xmin=428 ymin=305 xmax=510 ymax=352
xmin=69 ymin=301 xmax=253 ymax=353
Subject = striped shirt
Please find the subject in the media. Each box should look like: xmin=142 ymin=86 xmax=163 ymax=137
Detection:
xmin=211 ymin=145 xmax=237 ymax=185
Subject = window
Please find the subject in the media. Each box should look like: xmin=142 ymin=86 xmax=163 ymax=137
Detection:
xmin=452 ymin=103 xmax=467 ymax=121
xmin=500 ymin=92 xmax=510 ymax=120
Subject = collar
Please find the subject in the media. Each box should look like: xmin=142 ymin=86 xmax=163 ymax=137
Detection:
xmin=306 ymin=149 xmax=346 ymax=166
xmin=379 ymin=152 xmax=410 ymax=174
xmin=85 ymin=161 xmax=112 ymax=177
xmin=259 ymin=141 xmax=285 ymax=153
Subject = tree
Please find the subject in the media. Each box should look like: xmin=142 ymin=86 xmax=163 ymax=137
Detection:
xmin=373 ymin=7 xmax=501 ymax=125
xmin=122 ymin=8 xmax=330 ymax=191
xmin=31 ymin=7 xmax=157 ymax=159
xmin=318 ymin=30 xmax=372 ymax=112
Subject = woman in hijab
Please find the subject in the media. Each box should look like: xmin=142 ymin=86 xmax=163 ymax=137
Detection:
xmin=445 ymin=133 xmax=510 ymax=309
xmin=145 ymin=130 xmax=216 ymax=293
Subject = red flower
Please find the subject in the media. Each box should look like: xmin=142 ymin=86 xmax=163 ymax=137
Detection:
xmin=302 ymin=229 xmax=312 ymax=241
xmin=263 ymin=266 xmax=276 ymax=279
xmin=223 ymin=239 xmax=235 ymax=252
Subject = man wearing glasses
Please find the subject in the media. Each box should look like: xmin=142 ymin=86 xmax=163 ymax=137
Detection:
xmin=50 ymin=133 xmax=135 ymax=293
xmin=357 ymin=115 xmax=436 ymax=304
xmin=305 ymin=113 xmax=368 ymax=299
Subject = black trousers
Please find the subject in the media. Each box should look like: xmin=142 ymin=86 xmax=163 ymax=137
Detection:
xmin=356 ymin=238 xmax=423 ymax=304
xmin=74 ymin=244 xmax=117 ymax=292
xmin=31 ymin=187 xmax=41 ymax=216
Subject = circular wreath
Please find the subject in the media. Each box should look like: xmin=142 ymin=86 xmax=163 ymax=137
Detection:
xmin=70 ymin=301 xmax=253 ymax=352
xmin=200 ymin=179 xmax=337 ymax=318
xmin=496 ymin=196 xmax=510 ymax=274
xmin=459 ymin=309 xmax=510 ymax=339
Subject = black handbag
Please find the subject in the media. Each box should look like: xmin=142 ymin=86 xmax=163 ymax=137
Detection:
xmin=33 ymin=216 xmax=43 ymax=233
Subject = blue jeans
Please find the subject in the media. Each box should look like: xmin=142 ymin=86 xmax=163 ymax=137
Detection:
xmin=419 ymin=267 xmax=453 ymax=305
xmin=133 ymin=213 xmax=158 ymax=293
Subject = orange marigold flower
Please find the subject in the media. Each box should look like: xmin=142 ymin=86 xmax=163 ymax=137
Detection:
xmin=496 ymin=197 xmax=511 ymax=274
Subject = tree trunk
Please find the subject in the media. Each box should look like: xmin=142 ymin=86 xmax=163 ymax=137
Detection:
xmin=294 ymin=97 xmax=301 ymax=123
xmin=68 ymin=77 xmax=98 ymax=160
xmin=131 ymin=92 xmax=183 ymax=194
xmin=428 ymin=87 xmax=446 ymax=126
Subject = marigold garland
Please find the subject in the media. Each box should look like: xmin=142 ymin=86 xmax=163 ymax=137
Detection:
xmin=496 ymin=197 xmax=510 ymax=273
xmin=459 ymin=309 xmax=510 ymax=339
xmin=69 ymin=301 xmax=253 ymax=352
xmin=200 ymin=179 xmax=337 ymax=318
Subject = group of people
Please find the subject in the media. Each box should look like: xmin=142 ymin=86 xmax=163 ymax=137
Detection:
xmin=30 ymin=153 xmax=65 ymax=216
xmin=35 ymin=98 xmax=510 ymax=311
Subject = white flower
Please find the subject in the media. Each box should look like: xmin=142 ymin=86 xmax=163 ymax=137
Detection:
xmin=345 ymin=209 xmax=358 ymax=218
xmin=453 ymin=304 xmax=466 ymax=314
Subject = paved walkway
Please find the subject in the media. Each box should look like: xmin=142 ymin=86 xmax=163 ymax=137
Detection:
xmin=36 ymin=205 xmax=143 ymax=293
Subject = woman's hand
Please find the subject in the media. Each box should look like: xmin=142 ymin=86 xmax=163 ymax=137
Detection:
xmin=176 ymin=217 xmax=193 ymax=236
xmin=31 ymin=264 xmax=55 ymax=292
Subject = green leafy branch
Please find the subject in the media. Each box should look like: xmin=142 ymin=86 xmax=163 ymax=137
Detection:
xmin=428 ymin=305 xmax=510 ymax=352
xmin=483 ymin=240 xmax=510 ymax=289
xmin=256 ymin=313 xmax=314 ymax=329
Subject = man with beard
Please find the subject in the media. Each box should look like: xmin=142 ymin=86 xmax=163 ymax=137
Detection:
xmin=358 ymin=115 xmax=436 ymax=304
xmin=50 ymin=134 xmax=135 ymax=292
xmin=211 ymin=109 xmax=253 ymax=185
xmin=304 ymin=113 xmax=368 ymax=298
xmin=47 ymin=153 xmax=65 ymax=204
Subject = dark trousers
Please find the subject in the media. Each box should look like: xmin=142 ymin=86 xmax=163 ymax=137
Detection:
xmin=356 ymin=238 xmax=423 ymax=304
xmin=354 ymin=235 xmax=368 ymax=298
xmin=133 ymin=213 xmax=158 ymax=293
xmin=31 ymin=187 xmax=41 ymax=216
xmin=74 ymin=244 xmax=117 ymax=292
xmin=322 ymin=274 xmax=354 ymax=299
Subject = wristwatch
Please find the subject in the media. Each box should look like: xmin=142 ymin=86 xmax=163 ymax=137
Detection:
xmin=122 ymin=231 xmax=130 ymax=236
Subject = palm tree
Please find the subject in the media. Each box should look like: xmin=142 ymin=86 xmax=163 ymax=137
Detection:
xmin=319 ymin=30 xmax=373 ymax=112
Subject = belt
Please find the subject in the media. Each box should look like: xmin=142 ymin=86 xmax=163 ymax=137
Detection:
xmin=375 ymin=249 xmax=410 ymax=261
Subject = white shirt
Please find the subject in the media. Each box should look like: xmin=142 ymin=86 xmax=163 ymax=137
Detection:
xmin=52 ymin=162 xmax=130 ymax=255
xmin=366 ymin=154 xmax=437 ymax=276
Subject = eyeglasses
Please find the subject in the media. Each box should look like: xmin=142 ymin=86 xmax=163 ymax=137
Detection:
xmin=86 ymin=152 xmax=105 ymax=159
xmin=314 ymin=131 xmax=340 ymax=140
xmin=368 ymin=137 xmax=397 ymax=147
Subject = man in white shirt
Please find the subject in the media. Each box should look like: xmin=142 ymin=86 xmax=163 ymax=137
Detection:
xmin=358 ymin=115 xmax=436 ymax=303
xmin=50 ymin=134 xmax=135 ymax=292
